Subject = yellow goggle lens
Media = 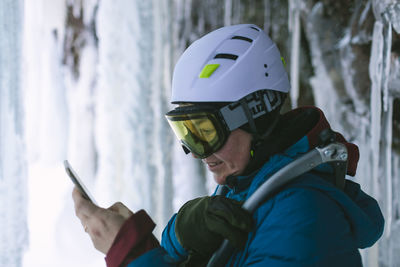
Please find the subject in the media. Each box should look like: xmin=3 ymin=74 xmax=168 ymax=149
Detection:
xmin=183 ymin=118 xmax=217 ymax=142
xmin=166 ymin=112 xmax=224 ymax=158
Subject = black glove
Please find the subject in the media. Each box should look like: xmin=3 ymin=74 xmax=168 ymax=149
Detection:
xmin=175 ymin=196 xmax=253 ymax=266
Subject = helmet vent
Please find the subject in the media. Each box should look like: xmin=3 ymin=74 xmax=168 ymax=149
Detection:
xmin=231 ymin=36 xmax=253 ymax=43
xmin=214 ymin=53 xmax=238 ymax=60
xmin=250 ymin=26 xmax=260 ymax=31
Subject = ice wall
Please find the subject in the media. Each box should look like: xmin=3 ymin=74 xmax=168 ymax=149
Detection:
xmin=21 ymin=1 xmax=104 ymax=266
xmin=0 ymin=0 xmax=28 ymax=266
xmin=291 ymin=1 xmax=400 ymax=266
xmin=93 ymin=0 xmax=209 ymax=233
xmin=16 ymin=0 xmax=400 ymax=267
xmin=372 ymin=2 xmax=400 ymax=266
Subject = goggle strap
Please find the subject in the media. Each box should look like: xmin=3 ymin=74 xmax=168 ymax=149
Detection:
xmin=220 ymin=90 xmax=283 ymax=131
xmin=220 ymin=104 xmax=249 ymax=131
xmin=239 ymin=98 xmax=260 ymax=138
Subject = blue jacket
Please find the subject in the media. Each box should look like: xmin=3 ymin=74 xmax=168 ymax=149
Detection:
xmin=129 ymin=108 xmax=384 ymax=266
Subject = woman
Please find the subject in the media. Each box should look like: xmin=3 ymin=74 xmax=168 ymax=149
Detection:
xmin=73 ymin=24 xmax=384 ymax=267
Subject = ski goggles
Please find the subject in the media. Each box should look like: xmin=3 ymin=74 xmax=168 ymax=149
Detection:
xmin=165 ymin=90 xmax=285 ymax=158
xmin=165 ymin=105 xmax=229 ymax=158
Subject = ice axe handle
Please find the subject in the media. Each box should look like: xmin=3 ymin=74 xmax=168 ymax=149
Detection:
xmin=207 ymin=240 xmax=235 ymax=267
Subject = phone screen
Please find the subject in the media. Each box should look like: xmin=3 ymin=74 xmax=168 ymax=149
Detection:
xmin=64 ymin=160 xmax=97 ymax=205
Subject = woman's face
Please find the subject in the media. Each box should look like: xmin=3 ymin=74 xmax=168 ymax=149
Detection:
xmin=202 ymin=128 xmax=252 ymax=185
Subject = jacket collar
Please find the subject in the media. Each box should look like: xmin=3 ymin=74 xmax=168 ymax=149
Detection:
xmin=225 ymin=106 xmax=360 ymax=194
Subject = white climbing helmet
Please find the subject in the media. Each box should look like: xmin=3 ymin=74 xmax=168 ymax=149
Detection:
xmin=171 ymin=24 xmax=290 ymax=103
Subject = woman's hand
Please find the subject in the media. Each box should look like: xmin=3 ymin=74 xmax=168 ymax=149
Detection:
xmin=175 ymin=196 xmax=253 ymax=265
xmin=72 ymin=187 xmax=134 ymax=254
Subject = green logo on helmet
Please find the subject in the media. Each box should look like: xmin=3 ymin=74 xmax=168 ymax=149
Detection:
xmin=199 ymin=64 xmax=220 ymax=78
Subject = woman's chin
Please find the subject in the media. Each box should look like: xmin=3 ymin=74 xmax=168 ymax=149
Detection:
xmin=213 ymin=174 xmax=227 ymax=185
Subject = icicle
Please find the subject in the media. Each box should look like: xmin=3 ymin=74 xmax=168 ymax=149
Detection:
xmin=382 ymin=98 xmax=393 ymax=238
xmin=381 ymin=12 xmax=392 ymax=112
xmin=379 ymin=35 xmax=395 ymax=262
xmin=367 ymin=20 xmax=383 ymax=267
xmin=288 ymin=0 xmax=301 ymax=108
xmin=369 ymin=20 xmax=383 ymax=186
xmin=224 ymin=0 xmax=232 ymax=26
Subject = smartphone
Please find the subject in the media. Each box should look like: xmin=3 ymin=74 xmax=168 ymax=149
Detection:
xmin=64 ymin=160 xmax=97 ymax=205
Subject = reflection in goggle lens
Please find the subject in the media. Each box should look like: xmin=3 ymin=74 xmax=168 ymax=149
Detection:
xmin=183 ymin=118 xmax=217 ymax=142
xmin=166 ymin=112 xmax=224 ymax=158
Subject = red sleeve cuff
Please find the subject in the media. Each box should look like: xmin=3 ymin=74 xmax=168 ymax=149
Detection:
xmin=105 ymin=209 xmax=160 ymax=267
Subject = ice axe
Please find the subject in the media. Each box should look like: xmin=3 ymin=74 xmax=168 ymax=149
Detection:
xmin=207 ymin=142 xmax=348 ymax=267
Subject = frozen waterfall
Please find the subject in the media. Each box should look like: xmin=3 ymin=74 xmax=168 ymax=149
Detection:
xmin=0 ymin=1 xmax=399 ymax=267
xmin=0 ymin=0 xmax=28 ymax=267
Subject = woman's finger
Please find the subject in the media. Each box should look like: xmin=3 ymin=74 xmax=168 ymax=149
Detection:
xmin=72 ymin=187 xmax=98 ymax=219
